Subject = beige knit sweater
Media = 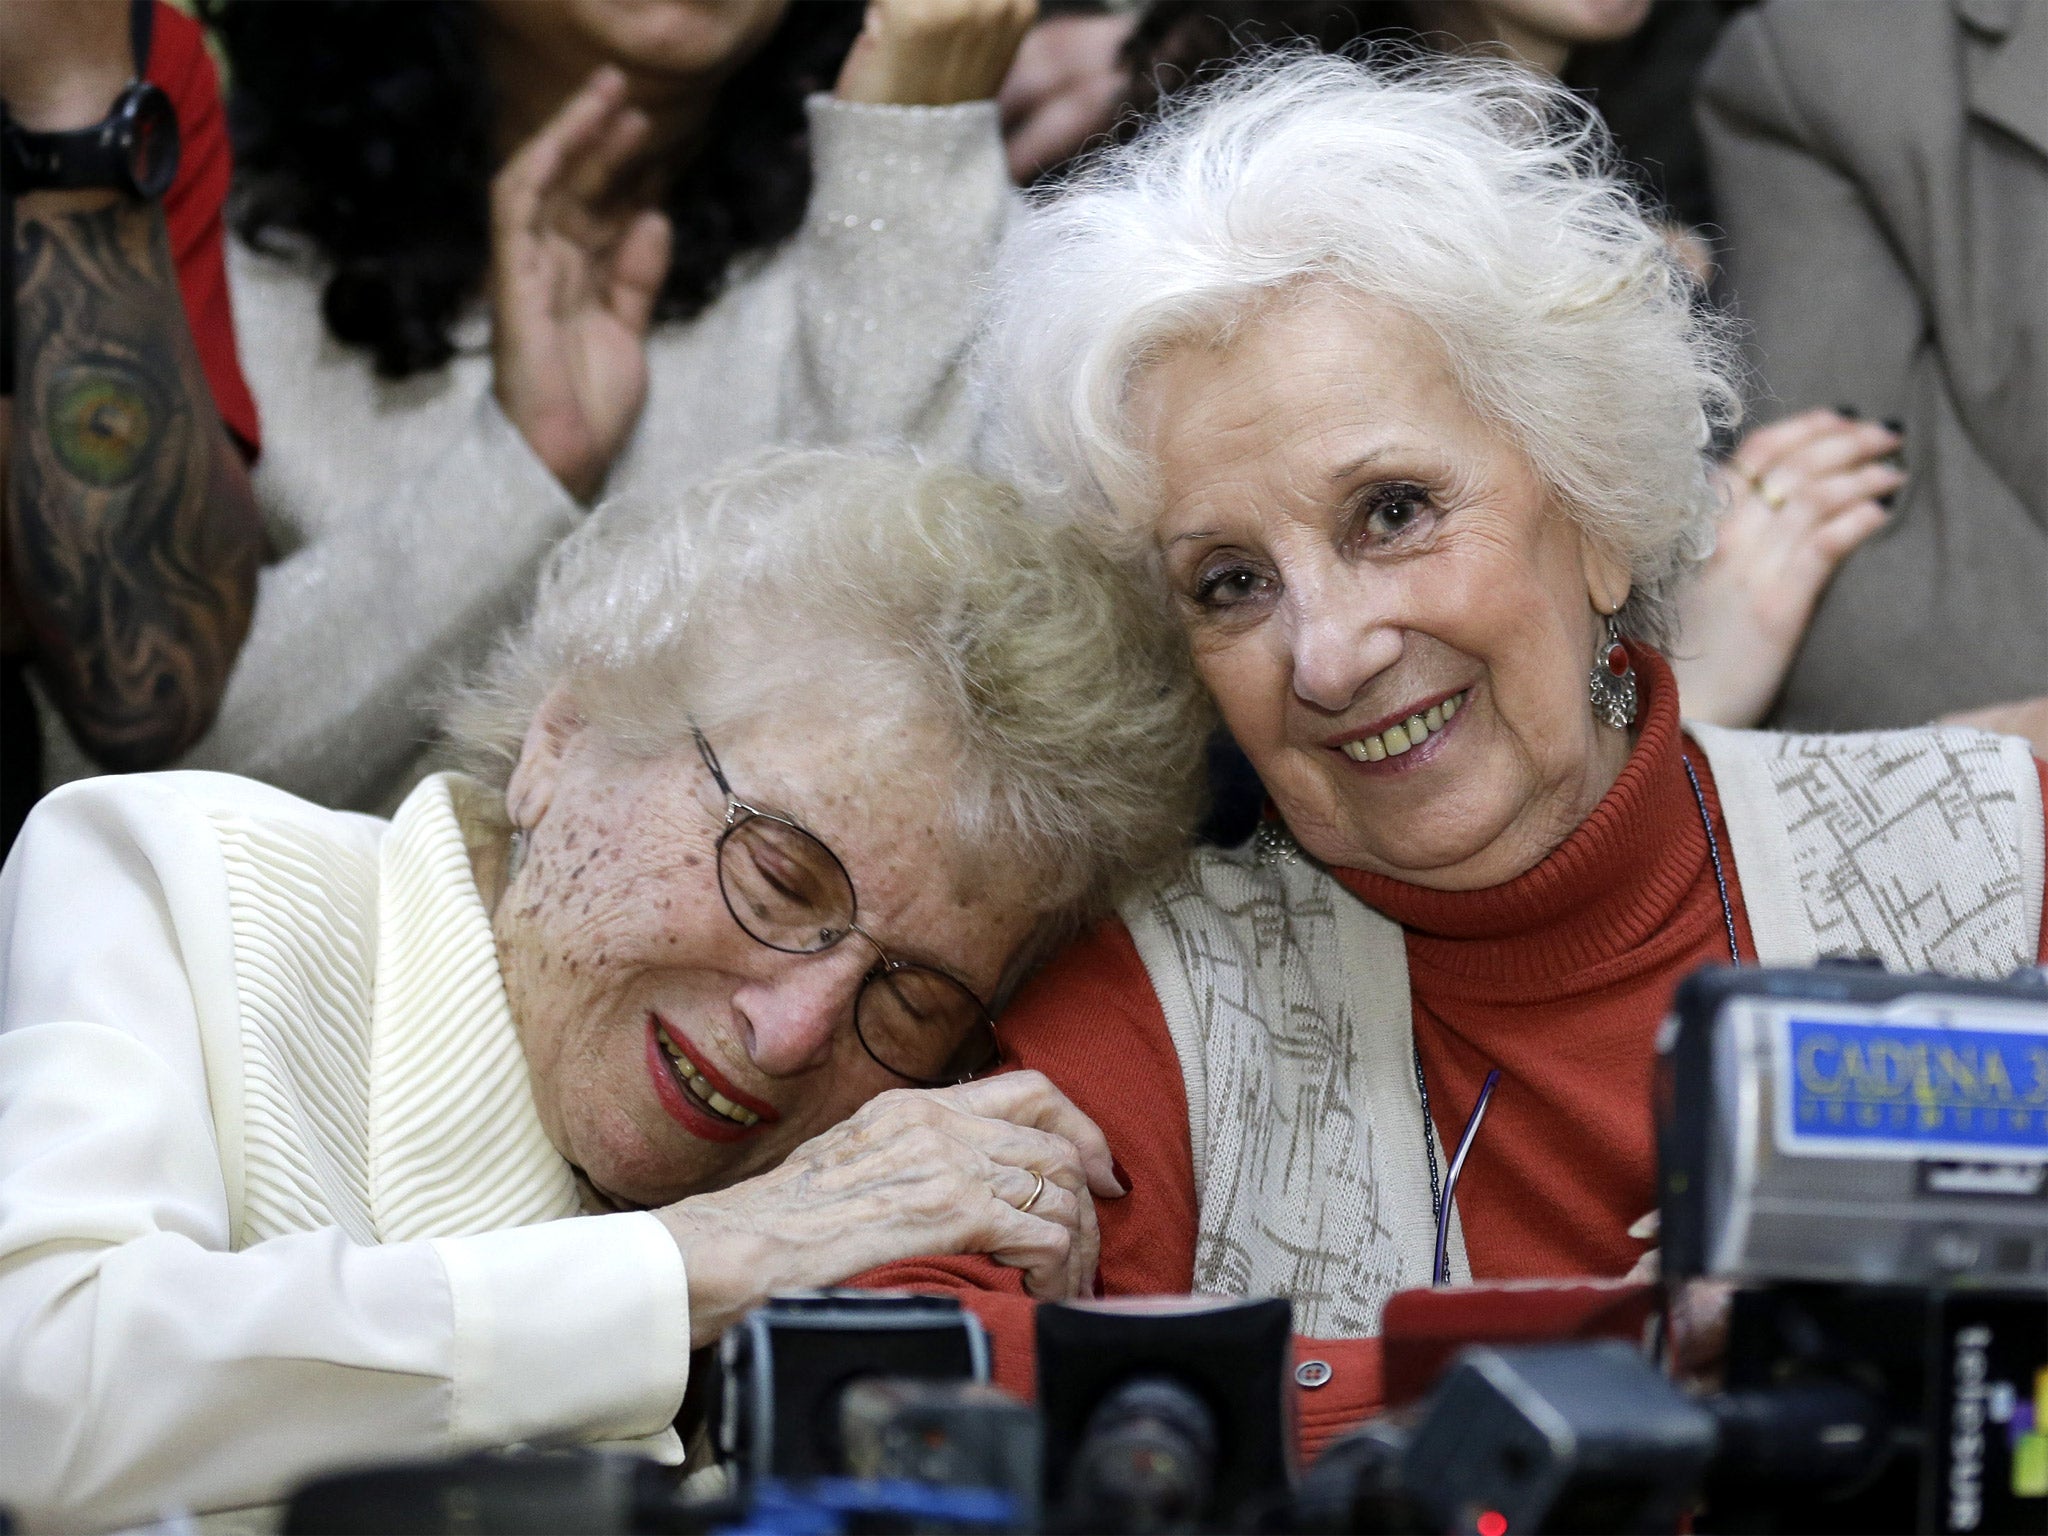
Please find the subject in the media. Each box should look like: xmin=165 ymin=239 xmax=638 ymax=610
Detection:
xmin=37 ymin=97 xmax=1012 ymax=813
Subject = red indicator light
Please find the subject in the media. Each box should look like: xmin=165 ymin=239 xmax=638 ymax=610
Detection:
xmin=1476 ymin=1511 xmax=1509 ymax=1536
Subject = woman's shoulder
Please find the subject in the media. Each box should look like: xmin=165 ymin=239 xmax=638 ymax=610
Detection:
xmin=227 ymin=235 xmax=495 ymax=534
xmin=47 ymin=765 xmax=384 ymax=822
xmin=1687 ymin=721 xmax=2045 ymax=972
xmin=1687 ymin=718 xmax=2042 ymax=798
xmin=1118 ymin=833 xmax=1387 ymax=950
xmin=0 ymin=775 xmax=388 ymax=1043
xmin=1020 ymin=837 xmax=1400 ymax=1055
xmin=1009 ymin=914 xmax=1160 ymax=1031
xmin=226 ymin=232 xmax=329 ymax=339
xmin=15 ymin=771 xmax=388 ymax=878
xmin=1000 ymin=915 xmax=1195 ymax=1201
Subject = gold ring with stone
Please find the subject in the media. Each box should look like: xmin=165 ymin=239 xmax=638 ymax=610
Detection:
xmin=1745 ymin=467 xmax=1787 ymax=511
xmin=1016 ymin=1170 xmax=1047 ymax=1214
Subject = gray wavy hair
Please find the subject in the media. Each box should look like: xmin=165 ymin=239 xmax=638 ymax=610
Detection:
xmin=980 ymin=50 xmax=1743 ymax=644
xmin=444 ymin=449 xmax=1211 ymax=951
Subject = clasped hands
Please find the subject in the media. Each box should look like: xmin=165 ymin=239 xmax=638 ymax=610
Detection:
xmin=655 ymin=1070 xmax=1123 ymax=1350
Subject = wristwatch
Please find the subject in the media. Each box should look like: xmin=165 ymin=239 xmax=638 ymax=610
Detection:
xmin=0 ymin=0 xmax=179 ymax=199
xmin=1 ymin=79 xmax=180 ymax=200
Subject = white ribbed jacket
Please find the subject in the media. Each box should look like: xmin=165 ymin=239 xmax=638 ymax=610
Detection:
xmin=0 ymin=772 xmax=689 ymax=1533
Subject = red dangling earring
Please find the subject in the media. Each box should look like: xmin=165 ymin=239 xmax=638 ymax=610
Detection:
xmin=1589 ymin=613 xmax=1638 ymax=729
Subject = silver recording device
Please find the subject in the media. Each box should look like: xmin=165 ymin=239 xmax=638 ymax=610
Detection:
xmin=1659 ymin=965 xmax=2048 ymax=1287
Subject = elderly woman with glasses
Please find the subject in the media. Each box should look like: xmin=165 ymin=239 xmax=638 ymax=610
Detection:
xmin=860 ymin=55 xmax=2048 ymax=1454
xmin=0 ymin=450 xmax=1208 ymax=1530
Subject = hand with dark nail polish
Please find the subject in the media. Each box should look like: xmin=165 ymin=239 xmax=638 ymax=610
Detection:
xmin=1675 ymin=407 xmax=1902 ymax=727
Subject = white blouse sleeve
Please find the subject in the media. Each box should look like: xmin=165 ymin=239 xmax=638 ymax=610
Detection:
xmin=0 ymin=782 xmax=689 ymax=1532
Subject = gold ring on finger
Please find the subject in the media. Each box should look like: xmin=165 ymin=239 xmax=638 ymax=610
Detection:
xmin=1016 ymin=1169 xmax=1047 ymax=1215
xmin=1737 ymin=464 xmax=1783 ymax=511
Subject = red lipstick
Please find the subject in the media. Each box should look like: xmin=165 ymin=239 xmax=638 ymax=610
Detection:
xmin=657 ymin=1015 xmax=779 ymax=1122
xmin=642 ymin=1016 xmax=774 ymax=1144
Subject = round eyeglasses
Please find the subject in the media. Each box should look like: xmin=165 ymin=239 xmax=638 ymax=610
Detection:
xmin=694 ymin=728 xmax=1002 ymax=1087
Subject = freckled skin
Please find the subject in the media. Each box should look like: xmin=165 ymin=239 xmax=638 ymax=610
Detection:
xmin=1142 ymin=291 xmax=1634 ymax=891
xmin=492 ymin=710 xmax=1043 ymax=1209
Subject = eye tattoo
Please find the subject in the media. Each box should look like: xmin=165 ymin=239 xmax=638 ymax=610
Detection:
xmin=47 ymin=366 xmax=161 ymax=488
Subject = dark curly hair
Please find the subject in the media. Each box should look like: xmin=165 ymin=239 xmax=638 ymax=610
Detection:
xmin=1115 ymin=1 xmax=1745 ymax=228
xmin=204 ymin=0 xmax=865 ymax=379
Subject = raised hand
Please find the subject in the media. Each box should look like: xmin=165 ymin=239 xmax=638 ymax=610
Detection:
xmin=1672 ymin=409 xmax=1902 ymax=728
xmin=489 ymin=67 xmax=672 ymax=504
xmin=836 ymin=0 xmax=1039 ymax=108
xmin=658 ymin=1070 xmax=1123 ymax=1348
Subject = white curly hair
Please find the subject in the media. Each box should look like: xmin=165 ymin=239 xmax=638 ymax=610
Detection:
xmin=980 ymin=49 xmax=1743 ymax=644
xmin=444 ymin=449 xmax=1212 ymax=954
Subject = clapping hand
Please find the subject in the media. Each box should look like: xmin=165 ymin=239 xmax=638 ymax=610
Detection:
xmin=1672 ymin=409 xmax=1902 ymax=727
xmin=836 ymin=0 xmax=1039 ymax=108
xmin=489 ymin=67 xmax=672 ymax=504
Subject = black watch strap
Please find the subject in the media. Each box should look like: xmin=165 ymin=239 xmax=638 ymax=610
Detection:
xmin=0 ymin=2 xmax=161 ymax=394
xmin=0 ymin=0 xmax=174 ymax=199
xmin=132 ymin=0 xmax=156 ymax=77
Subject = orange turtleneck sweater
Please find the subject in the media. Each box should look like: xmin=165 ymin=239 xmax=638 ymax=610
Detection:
xmin=857 ymin=653 xmax=2048 ymax=1454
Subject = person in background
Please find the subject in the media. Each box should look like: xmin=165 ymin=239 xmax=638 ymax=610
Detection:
xmin=1699 ymin=0 xmax=2048 ymax=753
xmin=1000 ymin=0 xmax=1906 ymax=741
xmin=999 ymin=3 xmax=1143 ymax=184
xmin=0 ymin=0 xmax=265 ymax=855
xmin=25 ymin=0 xmax=1034 ymax=815
xmin=864 ymin=54 xmax=2048 ymax=1459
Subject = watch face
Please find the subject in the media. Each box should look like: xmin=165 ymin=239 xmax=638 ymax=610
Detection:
xmin=115 ymin=82 xmax=180 ymax=200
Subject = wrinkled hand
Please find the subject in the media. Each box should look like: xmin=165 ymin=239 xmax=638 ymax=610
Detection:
xmin=659 ymin=1071 xmax=1122 ymax=1347
xmin=490 ymin=67 xmax=672 ymax=504
xmin=998 ymin=11 xmax=1135 ymax=183
xmin=1941 ymin=693 xmax=2048 ymax=758
xmin=1672 ymin=409 xmax=1902 ymax=727
xmin=837 ymin=0 xmax=1039 ymax=108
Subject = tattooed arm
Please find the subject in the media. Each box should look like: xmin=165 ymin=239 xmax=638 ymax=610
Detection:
xmin=1 ymin=1 xmax=265 ymax=773
xmin=3 ymin=190 xmax=266 ymax=772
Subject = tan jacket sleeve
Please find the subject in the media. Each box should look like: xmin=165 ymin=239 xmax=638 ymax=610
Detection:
xmin=1695 ymin=5 xmax=1923 ymax=425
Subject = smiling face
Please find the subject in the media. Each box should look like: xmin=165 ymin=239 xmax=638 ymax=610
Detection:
xmin=1139 ymin=289 xmax=1635 ymax=891
xmin=491 ymin=699 xmax=1041 ymax=1209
